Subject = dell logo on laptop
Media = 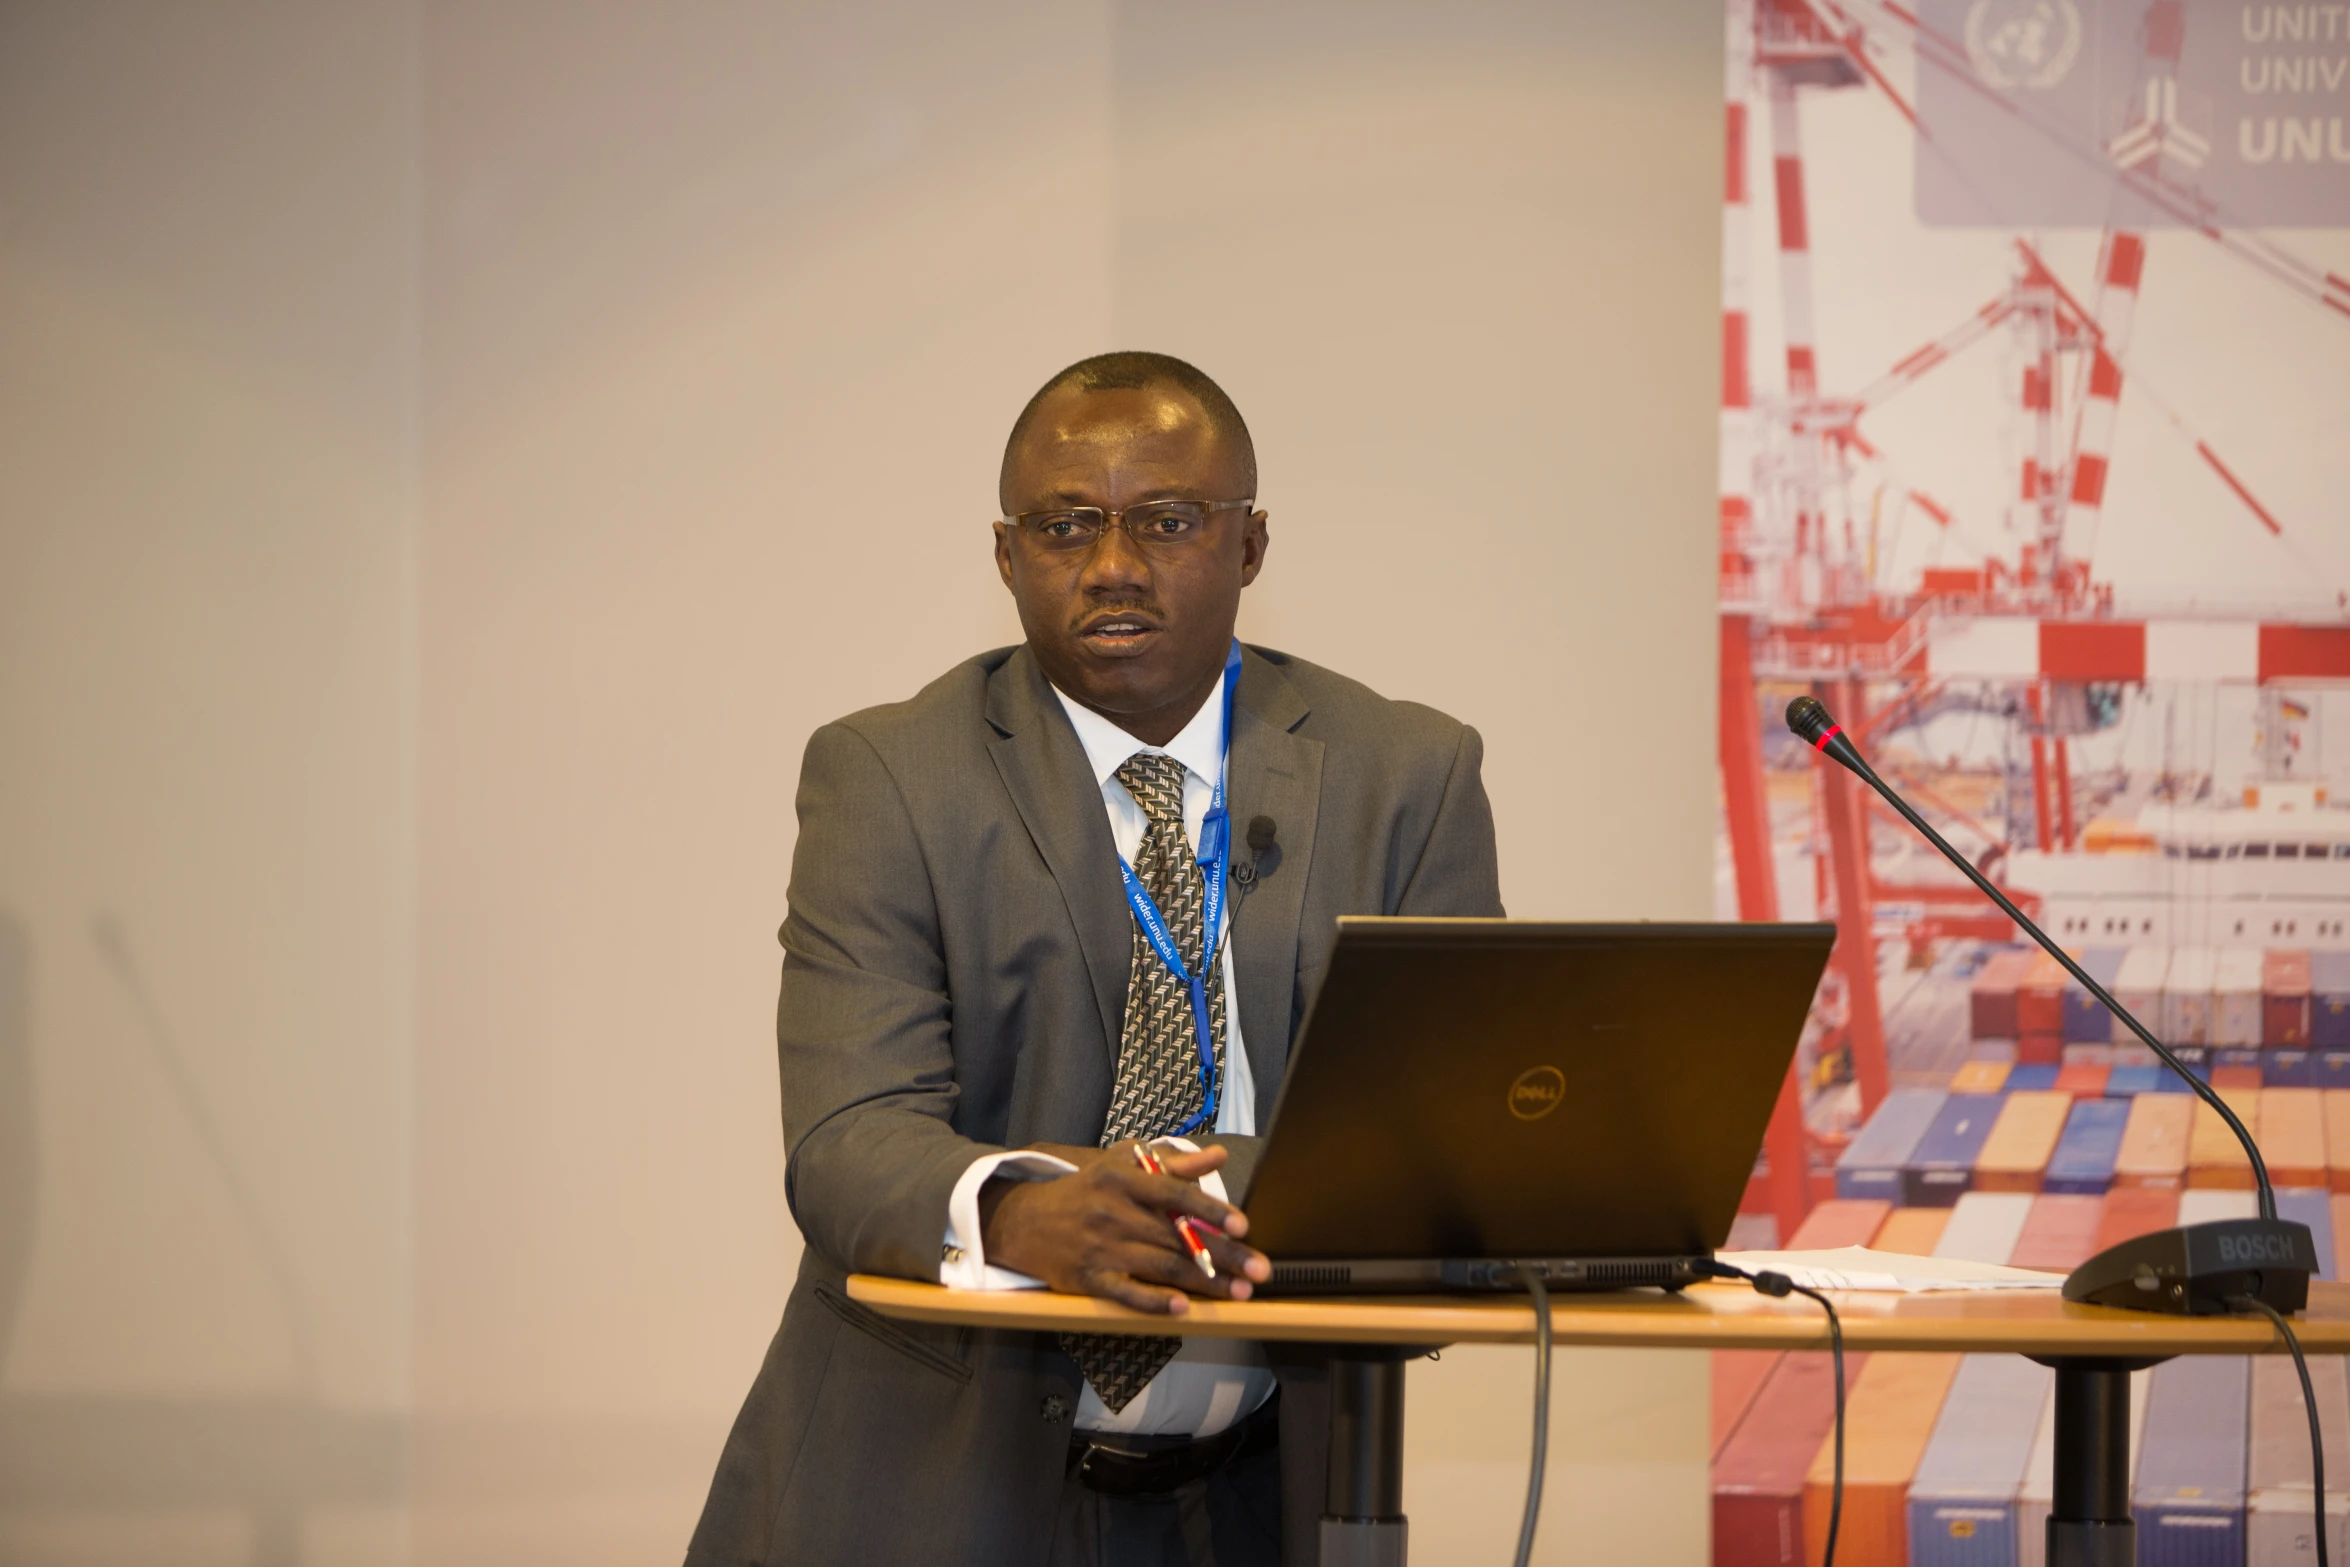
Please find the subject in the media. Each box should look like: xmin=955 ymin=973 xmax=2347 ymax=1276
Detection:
xmin=1508 ymin=1066 xmax=1566 ymax=1120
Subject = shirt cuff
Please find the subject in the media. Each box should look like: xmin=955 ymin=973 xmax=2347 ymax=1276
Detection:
xmin=941 ymin=1150 xmax=1077 ymax=1290
xmin=938 ymin=1139 xmax=1232 ymax=1291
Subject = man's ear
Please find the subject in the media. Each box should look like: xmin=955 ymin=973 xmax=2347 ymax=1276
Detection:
xmin=1238 ymin=510 xmax=1269 ymax=586
xmin=993 ymin=521 xmax=1016 ymax=590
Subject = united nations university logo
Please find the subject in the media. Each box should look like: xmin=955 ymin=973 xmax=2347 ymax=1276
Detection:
xmin=1963 ymin=0 xmax=2083 ymax=91
xmin=1507 ymin=1065 xmax=1566 ymax=1121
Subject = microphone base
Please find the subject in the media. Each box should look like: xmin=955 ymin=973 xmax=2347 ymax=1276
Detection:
xmin=2062 ymin=1218 xmax=2317 ymax=1316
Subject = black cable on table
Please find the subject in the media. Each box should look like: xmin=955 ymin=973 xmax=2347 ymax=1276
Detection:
xmin=1696 ymin=1260 xmax=1846 ymax=1567
xmin=2234 ymin=1293 xmax=2329 ymax=1567
xmin=1513 ymin=1265 xmax=1553 ymax=1567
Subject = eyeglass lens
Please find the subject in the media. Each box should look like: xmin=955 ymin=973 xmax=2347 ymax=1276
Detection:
xmin=1021 ymin=502 xmax=1214 ymax=551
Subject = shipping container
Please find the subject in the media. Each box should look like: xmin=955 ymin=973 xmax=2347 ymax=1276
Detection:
xmin=1713 ymin=1350 xmax=1783 ymax=1460
xmin=2217 ymin=947 xmax=2268 ymax=1047
xmin=1786 ymin=1198 xmax=1892 ymax=1251
xmin=2113 ymin=1094 xmax=2195 ymax=1189
xmin=1932 ymin=1191 xmax=2035 ymax=1264
xmin=2016 ymin=1388 xmax=2057 ymax=1567
xmin=2106 ymin=1063 xmax=2164 ymax=1096
xmin=1872 ymin=1207 xmax=1952 ymax=1257
xmin=2178 ymin=1188 xmax=2260 ymax=1225
xmin=2321 ymin=1092 xmax=2350 ymax=1194
xmin=1906 ymin=1355 xmax=2051 ymax=1567
xmin=2134 ymin=1355 xmax=2250 ymax=1567
xmin=2317 ymin=1051 xmax=2350 ymax=1093
xmin=2246 ymin=1352 xmax=2350 ymax=1565
xmin=2115 ymin=946 xmax=2174 ymax=1046
xmin=2261 ymin=1088 xmax=2327 ymax=1189
xmin=1950 ymin=1059 xmax=2010 ymax=1094
xmin=1802 ymin=1353 xmax=1962 ymax=1567
xmin=2043 ymin=1098 xmax=2130 ymax=1196
xmin=2314 ymin=952 xmax=2350 ymax=1050
xmin=1714 ymin=1351 xmax=1866 ymax=1567
xmin=1835 ymin=1088 xmax=1948 ymax=1203
xmin=2063 ymin=1042 xmax=2116 ymax=1069
xmin=2186 ymin=1086 xmax=2262 ymax=1190
xmin=2268 ymin=950 xmax=2315 ymax=1048
xmin=2064 ymin=949 xmax=2127 ymax=1043
xmin=2277 ymin=1186 xmax=2336 ymax=1282
xmin=2051 ymin=1061 xmax=2109 ymax=1099
xmin=2006 ymin=1063 xmax=2061 ymax=1093
xmin=2091 ymin=1186 xmax=2180 ymax=1255
xmin=1906 ymin=1094 xmax=2005 ymax=1207
xmin=1971 ymin=948 xmax=2036 ymax=1041
xmin=2016 ymin=1032 xmax=2063 ymax=1067
xmin=2016 ymin=1372 xmax=2151 ymax=1567
xmin=1974 ymin=1091 xmax=2073 ymax=1193
xmin=2006 ymin=1193 xmax=2105 ymax=1271
xmin=2163 ymin=945 xmax=2218 ymax=1046
xmin=2267 ymin=1049 xmax=2315 ymax=1088
xmin=2210 ymin=1057 xmax=2260 ymax=1088
xmin=2018 ymin=950 xmax=2068 ymax=1037
xmin=2334 ymin=1194 xmax=2350 ymax=1280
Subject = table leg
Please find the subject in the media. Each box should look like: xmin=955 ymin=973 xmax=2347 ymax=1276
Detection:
xmin=2038 ymin=1355 xmax=2166 ymax=1567
xmin=1321 ymin=1355 xmax=1408 ymax=1567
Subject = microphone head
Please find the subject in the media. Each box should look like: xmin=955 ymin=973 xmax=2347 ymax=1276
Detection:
xmin=1245 ymin=815 xmax=1277 ymax=854
xmin=1786 ymin=694 xmax=1867 ymax=774
xmin=1785 ymin=695 xmax=1835 ymax=746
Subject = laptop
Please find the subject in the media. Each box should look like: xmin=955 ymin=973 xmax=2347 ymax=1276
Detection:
xmin=1239 ymin=917 xmax=1836 ymax=1294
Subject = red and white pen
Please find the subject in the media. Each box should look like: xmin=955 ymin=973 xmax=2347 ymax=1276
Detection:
xmin=1133 ymin=1141 xmax=1217 ymax=1280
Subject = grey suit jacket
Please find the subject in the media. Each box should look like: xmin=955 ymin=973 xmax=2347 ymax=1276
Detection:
xmin=687 ymin=642 xmax=1503 ymax=1566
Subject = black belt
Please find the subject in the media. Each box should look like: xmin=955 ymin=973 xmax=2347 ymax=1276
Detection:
xmin=1066 ymin=1390 xmax=1280 ymax=1498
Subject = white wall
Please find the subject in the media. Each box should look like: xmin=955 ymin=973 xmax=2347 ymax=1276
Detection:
xmin=0 ymin=4 xmax=417 ymax=1564
xmin=0 ymin=3 xmax=1723 ymax=1562
xmin=411 ymin=3 xmax=1108 ymax=1559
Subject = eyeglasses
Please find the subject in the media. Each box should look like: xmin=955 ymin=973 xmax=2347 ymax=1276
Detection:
xmin=1000 ymin=498 xmax=1254 ymax=555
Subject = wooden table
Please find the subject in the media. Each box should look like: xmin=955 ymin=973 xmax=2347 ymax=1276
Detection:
xmin=852 ymin=1274 xmax=2350 ymax=1567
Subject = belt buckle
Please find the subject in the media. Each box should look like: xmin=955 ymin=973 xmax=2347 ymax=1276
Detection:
xmin=1069 ymin=1437 xmax=1145 ymax=1488
xmin=1069 ymin=1420 xmax=1252 ymax=1498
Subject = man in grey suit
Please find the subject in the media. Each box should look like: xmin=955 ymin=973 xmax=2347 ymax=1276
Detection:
xmin=687 ymin=352 xmax=1502 ymax=1566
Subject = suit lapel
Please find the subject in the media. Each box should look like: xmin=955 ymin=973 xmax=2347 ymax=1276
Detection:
xmin=985 ymin=649 xmax=1130 ymax=1061
xmin=1226 ymin=646 xmax=1321 ymax=1097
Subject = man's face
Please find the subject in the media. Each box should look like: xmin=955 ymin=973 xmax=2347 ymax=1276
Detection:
xmin=994 ymin=384 xmax=1268 ymax=742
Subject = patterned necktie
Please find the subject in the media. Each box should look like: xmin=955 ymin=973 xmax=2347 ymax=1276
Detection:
xmin=1061 ymin=751 xmax=1229 ymax=1413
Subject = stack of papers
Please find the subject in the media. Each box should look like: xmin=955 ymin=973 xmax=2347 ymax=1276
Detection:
xmin=1715 ymin=1246 xmax=2066 ymax=1293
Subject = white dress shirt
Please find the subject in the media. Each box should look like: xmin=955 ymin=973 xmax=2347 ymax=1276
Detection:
xmin=938 ymin=667 xmax=1278 ymax=1437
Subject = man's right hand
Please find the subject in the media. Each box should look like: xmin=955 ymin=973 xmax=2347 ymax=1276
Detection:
xmin=977 ymin=1141 xmax=1272 ymax=1314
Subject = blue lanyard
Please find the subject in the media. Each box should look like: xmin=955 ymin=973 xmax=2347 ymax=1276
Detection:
xmin=1113 ymin=639 xmax=1241 ymax=1138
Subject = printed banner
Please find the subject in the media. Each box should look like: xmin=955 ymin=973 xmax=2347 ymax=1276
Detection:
xmin=1714 ymin=2 xmax=2349 ymax=1548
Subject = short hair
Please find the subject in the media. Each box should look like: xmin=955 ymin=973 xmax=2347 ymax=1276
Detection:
xmin=1001 ymin=351 xmax=1257 ymax=498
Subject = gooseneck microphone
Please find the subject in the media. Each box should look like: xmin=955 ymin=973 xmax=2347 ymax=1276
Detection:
xmin=1785 ymin=694 xmax=2317 ymax=1316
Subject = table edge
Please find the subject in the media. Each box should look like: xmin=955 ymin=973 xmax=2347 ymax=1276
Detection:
xmin=844 ymin=1275 xmax=2350 ymax=1355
